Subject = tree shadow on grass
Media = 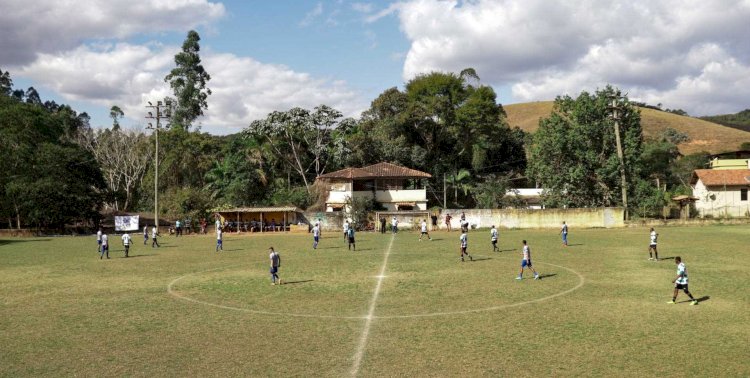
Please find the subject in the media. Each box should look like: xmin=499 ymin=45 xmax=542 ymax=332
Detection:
xmin=0 ymin=239 xmax=51 ymax=246
xmin=280 ymin=280 xmax=313 ymax=285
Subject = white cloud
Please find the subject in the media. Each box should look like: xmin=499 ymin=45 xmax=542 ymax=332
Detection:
xmin=17 ymin=43 xmax=367 ymax=134
xmin=299 ymin=2 xmax=324 ymax=27
xmin=352 ymin=3 xmax=374 ymax=13
xmin=0 ymin=0 xmax=225 ymax=66
xmin=395 ymin=0 xmax=750 ymax=115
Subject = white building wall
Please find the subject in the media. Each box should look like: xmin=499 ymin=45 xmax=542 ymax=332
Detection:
xmin=326 ymin=189 xmax=428 ymax=212
xmin=693 ymin=179 xmax=750 ymax=217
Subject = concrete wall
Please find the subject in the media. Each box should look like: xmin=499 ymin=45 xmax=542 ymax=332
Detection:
xmin=693 ymin=180 xmax=750 ymax=217
xmin=438 ymin=208 xmax=624 ymax=230
xmin=300 ymin=211 xmax=344 ymax=232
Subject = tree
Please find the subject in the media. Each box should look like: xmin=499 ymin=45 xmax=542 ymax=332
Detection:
xmin=109 ymin=105 xmax=124 ymax=129
xmin=0 ymin=69 xmax=12 ymax=96
xmin=527 ymin=86 xmax=644 ymax=208
xmin=164 ymin=30 xmax=211 ymax=129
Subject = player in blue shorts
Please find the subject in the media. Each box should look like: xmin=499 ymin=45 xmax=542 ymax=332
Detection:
xmin=216 ymin=228 xmax=223 ymax=252
xmin=517 ymin=240 xmax=539 ymax=280
xmin=312 ymin=224 xmax=320 ymax=249
xmin=269 ymin=247 xmax=281 ymax=285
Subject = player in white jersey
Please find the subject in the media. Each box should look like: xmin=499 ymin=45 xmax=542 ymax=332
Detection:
xmin=343 ymin=220 xmax=350 ymax=241
xmin=516 ymin=240 xmax=539 ymax=280
xmin=216 ymin=228 xmax=223 ymax=252
xmin=490 ymin=225 xmax=499 ymax=252
xmin=312 ymin=225 xmax=320 ymax=249
xmin=269 ymin=247 xmax=281 ymax=285
xmin=96 ymin=228 xmax=103 ymax=253
xmin=560 ymin=221 xmax=568 ymax=247
xmin=391 ymin=217 xmax=398 ymax=234
xmin=668 ymin=256 xmax=698 ymax=305
xmin=648 ymin=228 xmax=659 ymax=261
xmin=459 ymin=229 xmax=472 ymax=262
xmin=151 ymin=226 xmax=160 ymax=248
xmin=419 ymin=219 xmax=432 ymax=241
xmin=121 ymin=233 xmax=132 ymax=258
xmin=100 ymin=233 xmax=109 ymax=259
xmin=143 ymin=225 xmax=148 ymax=245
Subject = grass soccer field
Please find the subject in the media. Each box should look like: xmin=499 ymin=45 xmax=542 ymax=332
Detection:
xmin=1 ymin=226 xmax=749 ymax=377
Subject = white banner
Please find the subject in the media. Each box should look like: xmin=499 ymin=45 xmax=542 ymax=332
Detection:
xmin=115 ymin=215 xmax=140 ymax=231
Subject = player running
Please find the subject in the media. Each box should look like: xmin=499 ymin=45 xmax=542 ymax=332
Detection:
xmin=648 ymin=228 xmax=659 ymax=261
xmin=96 ymin=228 xmax=103 ymax=253
xmin=490 ymin=225 xmax=499 ymax=252
xmin=459 ymin=229 xmax=472 ymax=262
xmin=347 ymin=226 xmax=356 ymax=251
xmin=312 ymin=224 xmax=320 ymax=250
xmin=100 ymin=232 xmax=109 ymax=259
xmin=216 ymin=228 xmax=223 ymax=252
xmin=516 ymin=240 xmax=540 ymax=280
xmin=668 ymin=256 xmax=698 ymax=305
xmin=560 ymin=221 xmax=568 ymax=246
xmin=121 ymin=232 xmax=132 ymax=258
xmin=419 ymin=219 xmax=432 ymax=241
xmin=269 ymin=247 xmax=282 ymax=285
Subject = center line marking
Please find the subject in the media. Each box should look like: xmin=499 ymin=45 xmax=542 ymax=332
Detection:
xmin=350 ymin=235 xmax=395 ymax=377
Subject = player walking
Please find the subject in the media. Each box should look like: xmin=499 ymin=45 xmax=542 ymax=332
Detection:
xmin=343 ymin=219 xmax=350 ymax=242
xmin=391 ymin=217 xmax=398 ymax=234
xmin=347 ymin=226 xmax=356 ymax=251
xmin=143 ymin=225 xmax=148 ymax=245
xmin=445 ymin=213 xmax=452 ymax=232
xmin=459 ymin=229 xmax=472 ymax=262
xmin=668 ymin=256 xmax=698 ymax=305
xmin=648 ymin=228 xmax=659 ymax=261
xmin=312 ymin=224 xmax=320 ymax=249
xmin=100 ymin=233 xmax=109 ymax=259
xmin=216 ymin=228 xmax=223 ymax=252
xmin=175 ymin=219 xmax=181 ymax=237
xmin=96 ymin=228 xmax=103 ymax=253
xmin=151 ymin=225 xmax=160 ymax=248
xmin=560 ymin=221 xmax=568 ymax=246
xmin=419 ymin=219 xmax=432 ymax=241
xmin=269 ymin=247 xmax=282 ymax=285
xmin=490 ymin=225 xmax=499 ymax=252
xmin=516 ymin=240 xmax=540 ymax=280
xmin=121 ymin=232 xmax=132 ymax=258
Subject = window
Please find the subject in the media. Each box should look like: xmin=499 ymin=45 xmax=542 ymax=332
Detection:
xmin=741 ymin=188 xmax=748 ymax=201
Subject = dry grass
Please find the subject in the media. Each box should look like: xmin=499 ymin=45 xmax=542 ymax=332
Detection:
xmin=505 ymin=101 xmax=750 ymax=155
xmin=1 ymin=226 xmax=748 ymax=377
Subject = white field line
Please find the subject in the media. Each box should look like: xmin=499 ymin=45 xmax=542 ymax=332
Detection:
xmin=349 ymin=235 xmax=395 ymax=377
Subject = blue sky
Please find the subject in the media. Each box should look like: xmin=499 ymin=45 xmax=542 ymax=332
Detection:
xmin=3 ymin=0 xmax=750 ymax=134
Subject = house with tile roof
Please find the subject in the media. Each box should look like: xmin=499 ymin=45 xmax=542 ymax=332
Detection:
xmin=691 ymin=168 xmax=750 ymax=217
xmin=316 ymin=162 xmax=432 ymax=212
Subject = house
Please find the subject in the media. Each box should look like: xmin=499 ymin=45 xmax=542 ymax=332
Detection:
xmin=691 ymin=169 xmax=750 ymax=217
xmin=708 ymin=151 xmax=750 ymax=170
xmin=317 ymin=162 xmax=432 ymax=212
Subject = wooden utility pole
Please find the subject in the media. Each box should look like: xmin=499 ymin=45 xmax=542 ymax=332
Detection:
xmin=610 ymin=93 xmax=629 ymax=220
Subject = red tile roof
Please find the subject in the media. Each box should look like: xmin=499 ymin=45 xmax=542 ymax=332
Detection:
xmin=691 ymin=169 xmax=750 ymax=186
xmin=318 ymin=162 xmax=432 ymax=180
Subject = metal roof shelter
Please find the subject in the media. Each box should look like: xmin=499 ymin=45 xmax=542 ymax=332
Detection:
xmin=216 ymin=206 xmax=302 ymax=233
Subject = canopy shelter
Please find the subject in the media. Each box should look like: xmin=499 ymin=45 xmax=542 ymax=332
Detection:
xmin=671 ymin=195 xmax=698 ymax=220
xmin=215 ymin=206 xmax=302 ymax=233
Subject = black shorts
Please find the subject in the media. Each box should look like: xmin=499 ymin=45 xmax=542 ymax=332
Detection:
xmin=348 ymin=237 xmax=355 ymax=243
xmin=421 ymin=231 xmax=428 ymax=235
xmin=675 ymin=283 xmax=689 ymax=290
xmin=492 ymin=240 xmax=497 ymax=244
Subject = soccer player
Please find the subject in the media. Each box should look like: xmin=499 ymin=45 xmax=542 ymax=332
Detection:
xmin=312 ymin=224 xmax=320 ymax=249
xmin=121 ymin=232 xmax=132 ymax=258
xmin=648 ymin=228 xmax=659 ymax=261
xmin=151 ymin=225 xmax=160 ymax=248
xmin=96 ymin=228 xmax=103 ymax=253
xmin=100 ymin=232 xmax=109 ymax=259
xmin=347 ymin=226 xmax=356 ymax=251
xmin=490 ymin=225 xmax=499 ymax=252
xmin=516 ymin=240 xmax=540 ymax=280
xmin=380 ymin=217 xmax=386 ymax=234
xmin=668 ymin=256 xmax=698 ymax=305
xmin=560 ymin=221 xmax=568 ymax=246
xmin=445 ymin=213 xmax=452 ymax=232
xmin=343 ymin=219 xmax=350 ymax=242
xmin=269 ymin=247 xmax=282 ymax=285
xmin=419 ymin=219 xmax=432 ymax=241
xmin=391 ymin=217 xmax=398 ymax=234
xmin=175 ymin=219 xmax=181 ymax=237
xmin=459 ymin=229 xmax=472 ymax=262
xmin=216 ymin=228 xmax=223 ymax=252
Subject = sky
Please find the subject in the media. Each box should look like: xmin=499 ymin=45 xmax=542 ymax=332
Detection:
xmin=2 ymin=0 xmax=750 ymax=134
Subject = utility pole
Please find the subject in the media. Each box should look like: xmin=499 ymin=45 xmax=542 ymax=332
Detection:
xmin=145 ymin=100 xmax=171 ymax=233
xmin=609 ymin=92 xmax=629 ymax=220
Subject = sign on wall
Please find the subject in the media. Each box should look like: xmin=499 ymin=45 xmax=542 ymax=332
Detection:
xmin=114 ymin=215 xmax=140 ymax=231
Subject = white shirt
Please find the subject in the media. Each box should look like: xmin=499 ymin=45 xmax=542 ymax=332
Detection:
xmin=101 ymin=234 xmax=108 ymax=246
xmin=392 ymin=218 xmax=397 ymax=227
xmin=421 ymin=221 xmax=427 ymax=232
xmin=215 ymin=219 xmax=221 ymax=229
xmin=675 ymin=262 xmax=688 ymax=285
xmin=270 ymin=251 xmax=281 ymax=267
xmin=152 ymin=227 xmax=158 ymax=238
xmin=313 ymin=226 xmax=320 ymax=237
xmin=460 ymin=233 xmax=468 ymax=247
xmin=121 ymin=234 xmax=131 ymax=246
xmin=523 ymin=245 xmax=531 ymax=261
xmin=343 ymin=222 xmax=350 ymax=232
xmin=490 ymin=228 xmax=498 ymax=241
xmin=96 ymin=230 xmax=102 ymax=241
xmin=650 ymin=231 xmax=657 ymax=245
xmin=217 ymin=230 xmax=222 ymax=240
xmin=143 ymin=226 xmax=148 ymax=235
xmin=561 ymin=224 xmax=568 ymax=234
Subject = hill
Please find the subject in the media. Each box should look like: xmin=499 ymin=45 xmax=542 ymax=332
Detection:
xmin=504 ymin=101 xmax=750 ymax=155
xmin=700 ymin=109 xmax=750 ymax=133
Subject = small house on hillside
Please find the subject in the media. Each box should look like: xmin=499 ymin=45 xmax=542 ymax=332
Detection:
xmin=691 ymin=169 xmax=750 ymax=217
xmin=316 ymin=162 xmax=432 ymax=212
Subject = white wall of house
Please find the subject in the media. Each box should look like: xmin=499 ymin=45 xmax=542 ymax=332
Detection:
xmin=326 ymin=188 xmax=428 ymax=212
xmin=693 ymin=179 xmax=750 ymax=217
